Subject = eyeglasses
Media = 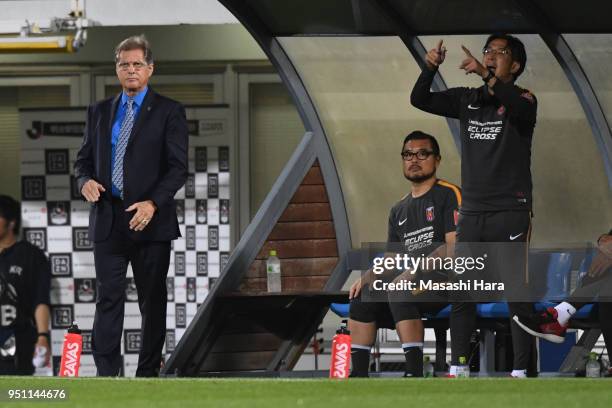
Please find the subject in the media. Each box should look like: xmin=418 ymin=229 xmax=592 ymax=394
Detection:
xmin=117 ymin=61 xmax=148 ymax=71
xmin=482 ymin=47 xmax=511 ymax=56
xmin=401 ymin=150 xmax=435 ymax=161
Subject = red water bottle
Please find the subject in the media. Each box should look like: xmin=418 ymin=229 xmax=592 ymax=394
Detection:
xmin=59 ymin=322 xmax=83 ymax=377
xmin=329 ymin=320 xmax=351 ymax=379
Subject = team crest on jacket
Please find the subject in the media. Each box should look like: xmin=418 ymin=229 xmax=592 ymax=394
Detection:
xmin=425 ymin=206 xmax=435 ymax=222
xmin=520 ymin=91 xmax=535 ymax=103
xmin=497 ymin=105 xmax=506 ymax=116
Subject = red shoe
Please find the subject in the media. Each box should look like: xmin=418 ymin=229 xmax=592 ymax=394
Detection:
xmin=513 ymin=307 xmax=567 ymax=344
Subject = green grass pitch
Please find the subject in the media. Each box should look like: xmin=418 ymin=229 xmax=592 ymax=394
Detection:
xmin=0 ymin=377 xmax=610 ymax=408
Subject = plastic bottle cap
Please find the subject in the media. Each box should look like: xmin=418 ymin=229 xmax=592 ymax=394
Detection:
xmin=269 ymin=250 xmax=277 ymax=257
xmin=459 ymin=356 xmax=466 ymax=364
xmin=67 ymin=321 xmax=81 ymax=334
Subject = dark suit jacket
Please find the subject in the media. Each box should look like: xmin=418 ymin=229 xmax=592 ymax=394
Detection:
xmin=74 ymin=88 xmax=188 ymax=242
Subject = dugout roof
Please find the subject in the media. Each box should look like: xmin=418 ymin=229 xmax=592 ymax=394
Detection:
xmin=220 ymin=0 xmax=612 ymax=246
xmin=238 ymin=0 xmax=612 ymax=35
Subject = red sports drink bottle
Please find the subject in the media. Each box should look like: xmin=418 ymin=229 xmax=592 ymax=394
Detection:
xmin=59 ymin=322 xmax=83 ymax=377
xmin=329 ymin=320 xmax=351 ymax=379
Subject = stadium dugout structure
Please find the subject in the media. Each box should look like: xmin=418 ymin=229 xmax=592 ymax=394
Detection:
xmin=162 ymin=0 xmax=612 ymax=377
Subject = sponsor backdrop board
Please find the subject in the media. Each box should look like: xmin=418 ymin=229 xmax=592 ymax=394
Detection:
xmin=20 ymin=106 xmax=232 ymax=376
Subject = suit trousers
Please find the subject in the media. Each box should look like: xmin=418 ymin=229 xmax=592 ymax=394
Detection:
xmin=92 ymin=197 xmax=170 ymax=377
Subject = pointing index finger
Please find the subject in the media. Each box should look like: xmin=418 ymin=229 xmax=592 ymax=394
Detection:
xmin=461 ymin=45 xmax=474 ymax=58
xmin=436 ymin=39 xmax=443 ymax=52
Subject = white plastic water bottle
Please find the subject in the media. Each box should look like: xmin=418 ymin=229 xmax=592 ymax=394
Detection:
xmin=423 ymin=356 xmax=434 ymax=377
xmin=456 ymin=356 xmax=470 ymax=378
xmin=266 ymin=250 xmax=282 ymax=292
xmin=32 ymin=345 xmax=53 ymax=376
xmin=32 ymin=345 xmax=47 ymax=368
xmin=586 ymin=352 xmax=601 ymax=378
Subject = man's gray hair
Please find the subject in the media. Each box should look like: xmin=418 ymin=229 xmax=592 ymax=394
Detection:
xmin=114 ymin=35 xmax=153 ymax=64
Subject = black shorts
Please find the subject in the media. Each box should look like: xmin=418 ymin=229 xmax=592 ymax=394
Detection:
xmin=349 ymin=284 xmax=448 ymax=328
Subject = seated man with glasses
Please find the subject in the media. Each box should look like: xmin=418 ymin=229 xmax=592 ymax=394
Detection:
xmin=348 ymin=131 xmax=460 ymax=377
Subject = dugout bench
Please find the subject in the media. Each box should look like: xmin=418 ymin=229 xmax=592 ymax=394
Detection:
xmin=331 ymin=248 xmax=602 ymax=375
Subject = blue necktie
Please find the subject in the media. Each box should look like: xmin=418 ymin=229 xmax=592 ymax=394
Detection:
xmin=112 ymin=97 xmax=135 ymax=198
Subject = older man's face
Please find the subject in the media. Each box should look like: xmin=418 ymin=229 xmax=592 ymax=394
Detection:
xmin=116 ymin=49 xmax=153 ymax=95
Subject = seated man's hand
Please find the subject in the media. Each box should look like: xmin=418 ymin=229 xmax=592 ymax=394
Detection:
xmin=393 ymin=268 xmax=417 ymax=283
xmin=598 ymin=234 xmax=612 ymax=258
xmin=588 ymin=248 xmax=612 ymax=279
xmin=349 ymin=278 xmax=363 ymax=300
xmin=393 ymin=268 xmax=424 ymax=296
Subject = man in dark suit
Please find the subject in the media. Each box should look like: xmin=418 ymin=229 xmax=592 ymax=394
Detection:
xmin=74 ymin=35 xmax=188 ymax=377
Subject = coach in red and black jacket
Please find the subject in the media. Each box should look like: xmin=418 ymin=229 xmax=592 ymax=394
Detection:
xmin=411 ymin=34 xmax=537 ymax=378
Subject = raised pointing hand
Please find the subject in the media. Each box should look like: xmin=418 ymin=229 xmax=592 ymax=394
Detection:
xmin=425 ymin=39 xmax=447 ymax=70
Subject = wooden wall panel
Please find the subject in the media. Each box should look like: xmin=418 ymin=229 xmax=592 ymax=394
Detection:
xmin=278 ymin=203 xmax=332 ymax=222
xmin=256 ymin=239 xmax=337 ymax=259
xmin=246 ymin=257 xmax=338 ymax=278
xmin=268 ymin=221 xmax=335 ymax=240
xmin=301 ymin=166 xmax=324 ymax=185
xmin=241 ymin=161 xmax=338 ymax=295
xmin=289 ymin=185 xmax=328 ymax=203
